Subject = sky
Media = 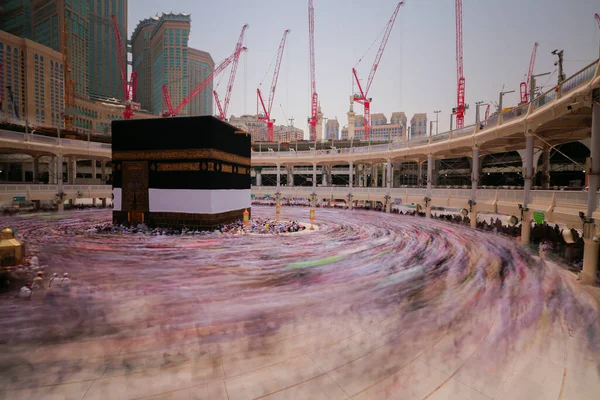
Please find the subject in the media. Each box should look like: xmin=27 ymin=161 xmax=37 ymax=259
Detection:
xmin=128 ymin=0 xmax=600 ymax=138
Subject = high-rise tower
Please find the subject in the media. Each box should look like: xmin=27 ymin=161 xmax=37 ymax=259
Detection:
xmin=89 ymin=0 xmax=127 ymax=101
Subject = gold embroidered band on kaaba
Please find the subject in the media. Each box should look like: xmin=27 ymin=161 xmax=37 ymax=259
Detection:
xmin=113 ymin=149 xmax=251 ymax=166
xmin=154 ymin=162 xmax=249 ymax=175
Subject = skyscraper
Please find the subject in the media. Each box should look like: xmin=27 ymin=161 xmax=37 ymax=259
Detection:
xmin=131 ymin=16 xmax=158 ymax=112
xmin=410 ymin=113 xmax=428 ymax=138
xmin=89 ymin=0 xmax=127 ymax=101
xmin=31 ymin=0 xmax=90 ymax=99
xmin=147 ymin=13 xmax=191 ymax=116
xmin=0 ymin=0 xmax=33 ymax=39
xmin=325 ymin=118 xmax=339 ymax=140
xmin=187 ymin=48 xmax=213 ymax=116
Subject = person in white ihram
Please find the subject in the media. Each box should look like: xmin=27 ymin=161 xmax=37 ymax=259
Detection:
xmin=60 ymin=273 xmax=71 ymax=291
xmin=31 ymin=272 xmax=44 ymax=290
xmin=48 ymin=273 xmax=59 ymax=288
xmin=20 ymin=282 xmax=33 ymax=299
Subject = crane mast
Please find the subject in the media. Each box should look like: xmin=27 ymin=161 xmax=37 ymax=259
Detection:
xmin=112 ymin=14 xmax=138 ymax=120
xmin=352 ymin=1 xmax=403 ymax=141
xmin=258 ymin=29 xmax=290 ymax=142
xmin=519 ymin=42 xmax=538 ymax=104
xmin=454 ymin=0 xmax=466 ymax=129
xmin=162 ymin=45 xmax=247 ymax=117
xmin=215 ymin=24 xmax=249 ymax=121
xmin=308 ymin=0 xmax=318 ymax=141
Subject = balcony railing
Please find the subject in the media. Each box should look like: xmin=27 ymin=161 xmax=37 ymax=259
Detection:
xmin=561 ymin=60 xmax=599 ymax=95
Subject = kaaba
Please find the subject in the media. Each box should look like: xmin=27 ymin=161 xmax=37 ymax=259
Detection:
xmin=111 ymin=116 xmax=251 ymax=229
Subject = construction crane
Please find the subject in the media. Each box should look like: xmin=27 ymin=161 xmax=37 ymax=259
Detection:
xmin=519 ymin=42 xmax=538 ymax=104
xmin=63 ymin=16 xmax=75 ymax=129
xmin=453 ymin=0 xmax=466 ymax=129
xmin=214 ymin=24 xmax=249 ymax=121
xmin=162 ymin=45 xmax=247 ymax=118
xmin=111 ymin=14 xmax=138 ymax=120
xmin=307 ymin=0 xmax=318 ymax=141
xmin=257 ymin=30 xmax=291 ymax=142
xmin=352 ymin=1 xmax=404 ymax=141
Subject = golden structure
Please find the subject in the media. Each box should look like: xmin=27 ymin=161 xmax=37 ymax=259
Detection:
xmin=0 ymin=227 xmax=25 ymax=267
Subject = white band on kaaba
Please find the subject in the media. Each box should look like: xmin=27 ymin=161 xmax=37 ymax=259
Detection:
xmin=113 ymin=188 xmax=123 ymax=211
xmin=148 ymin=189 xmax=250 ymax=214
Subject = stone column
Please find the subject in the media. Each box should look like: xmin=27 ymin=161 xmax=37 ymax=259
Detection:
xmin=32 ymin=157 xmax=39 ymax=183
xmin=521 ymin=135 xmax=534 ymax=245
xmin=471 ymin=147 xmax=479 ymax=229
xmin=92 ymin=160 xmax=97 ymax=181
xmin=371 ymin=164 xmax=378 ymax=187
xmin=386 ymin=160 xmax=392 ymax=213
xmin=362 ymin=165 xmax=368 ymax=188
xmin=256 ymin=169 xmax=262 ymax=187
xmin=287 ymin=166 xmax=294 ymax=187
xmin=57 ymin=155 xmax=64 ymax=212
xmin=322 ymin=166 xmax=327 ymax=186
xmin=582 ymin=104 xmax=600 ymax=284
xmin=418 ymin=161 xmax=423 ymax=187
xmin=426 ymin=154 xmax=433 ymax=218
xmin=312 ymin=163 xmax=317 ymax=190
xmin=541 ymin=146 xmax=551 ymax=190
xmin=276 ymin=164 xmax=281 ymax=192
xmin=21 ymin=162 xmax=26 ymax=182
xmin=101 ymin=161 xmax=107 ymax=183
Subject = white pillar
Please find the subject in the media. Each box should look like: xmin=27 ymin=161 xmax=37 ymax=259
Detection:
xmin=426 ymin=154 xmax=433 ymax=218
xmin=57 ymin=155 xmax=64 ymax=212
xmin=386 ymin=160 xmax=392 ymax=193
xmin=101 ymin=161 xmax=107 ymax=183
xmin=32 ymin=157 xmax=39 ymax=183
xmin=21 ymin=162 xmax=26 ymax=182
xmin=541 ymin=146 xmax=551 ymax=190
xmin=471 ymin=147 xmax=479 ymax=201
xmin=256 ymin=170 xmax=262 ymax=187
xmin=287 ymin=166 xmax=294 ymax=187
xmin=471 ymin=147 xmax=479 ymax=229
xmin=92 ymin=160 xmax=97 ymax=181
xmin=276 ymin=164 xmax=281 ymax=191
xmin=582 ymin=104 xmax=600 ymax=284
xmin=349 ymin=161 xmax=353 ymax=190
xmin=521 ymin=135 xmax=534 ymax=244
xmin=418 ymin=161 xmax=423 ymax=187
xmin=312 ymin=163 xmax=317 ymax=190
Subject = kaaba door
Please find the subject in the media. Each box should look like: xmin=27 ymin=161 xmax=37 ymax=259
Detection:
xmin=122 ymin=161 xmax=149 ymax=223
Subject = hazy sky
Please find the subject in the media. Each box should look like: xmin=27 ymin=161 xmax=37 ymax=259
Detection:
xmin=129 ymin=0 xmax=600 ymax=137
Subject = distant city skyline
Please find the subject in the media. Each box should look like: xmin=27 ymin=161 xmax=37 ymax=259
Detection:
xmin=128 ymin=0 xmax=599 ymax=139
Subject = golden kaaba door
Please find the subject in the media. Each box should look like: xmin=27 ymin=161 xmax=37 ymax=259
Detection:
xmin=122 ymin=161 xmax=149 ymax=223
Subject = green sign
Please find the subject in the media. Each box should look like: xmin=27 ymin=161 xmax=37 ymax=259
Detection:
xmin=251 ymin=194 xmax=255 ymax=199
xmin=264 ymin=194 xmax=271 ymax=199
xmin=13 ymin=196 xmax=26 ymax=202
xmin=533 ymin=211 xmax=545 ymax=224
xmin=406 ymin=204 xmax=417 ymax=209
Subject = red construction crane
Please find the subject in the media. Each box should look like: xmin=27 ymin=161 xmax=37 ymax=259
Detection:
xmin=485 ymin=104 xmax=491 ymax=121
xmin=595 ymin=13 xmax=600 ymax=28
xmin=307 ymin=0 xmax=318 ymax=141
xmin=352 ymin=1 xmax=404 ymax=141
xmin=111 ymin=14 xmax=138 ymax=120
xmin=453 ymin=0 xmax=466 ymax=129
xmin=258 ymin=30 xmax=291 ymax=142
xmin=519 ymin=42 xmax=538 ymax=104
xmin=214 ymin=24 xmax=249 ymax=120
xmin=162 ymin=45 xmax=247 ymax=118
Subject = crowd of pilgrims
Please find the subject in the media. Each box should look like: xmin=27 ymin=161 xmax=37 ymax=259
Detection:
xmin=252 ymin=197 xmax=593 ymax=279
xmin=1 ymin=256 xmax=71 ymax=300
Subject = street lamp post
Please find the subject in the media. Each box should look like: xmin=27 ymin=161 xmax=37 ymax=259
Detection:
xmin=530 ymin=72 xmax=551 ymax=102
xmin=498 ymin=89 xmax=515 ymax=114
xmin=434 ymin=110 xmax=441 ymax=136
